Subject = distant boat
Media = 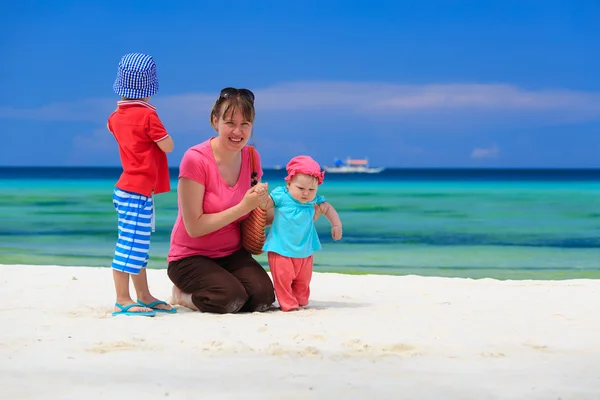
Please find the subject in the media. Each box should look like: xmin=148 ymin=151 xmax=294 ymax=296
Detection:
xmin=323 ymin=157 xmax=385 ymax=174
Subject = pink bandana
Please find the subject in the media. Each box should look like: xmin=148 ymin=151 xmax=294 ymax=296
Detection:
xmin=284 ymin=155 xmax=325 ymax=185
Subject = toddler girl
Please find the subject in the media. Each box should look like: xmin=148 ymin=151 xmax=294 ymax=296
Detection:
xmin=260 ymin=155 xmax=342 ymax=311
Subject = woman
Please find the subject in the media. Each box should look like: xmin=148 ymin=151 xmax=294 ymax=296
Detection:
xmin=167 ymin=87 xmax=275 ymax=314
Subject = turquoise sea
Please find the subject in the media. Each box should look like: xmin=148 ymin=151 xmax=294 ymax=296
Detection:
xmin=1 ymin=167 xmax=599 ymax=279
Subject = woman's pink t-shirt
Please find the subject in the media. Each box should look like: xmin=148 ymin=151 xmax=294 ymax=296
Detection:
xmin=167 ymin=138 xmax=263 ymax=261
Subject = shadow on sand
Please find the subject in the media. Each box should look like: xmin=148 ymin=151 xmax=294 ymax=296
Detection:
xmin=174 ymin=300 xmax=371 ymax=314
xmin=300 ymin=300 xmax=371 ymax=310
xmin=262 ymin=300 xmax=370 ymax=313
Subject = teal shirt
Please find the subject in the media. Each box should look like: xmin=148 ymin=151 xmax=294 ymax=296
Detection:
xmin=263 ymin=186 xmax=326 ymax=258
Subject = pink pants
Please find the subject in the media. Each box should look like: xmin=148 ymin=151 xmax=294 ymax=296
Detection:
xmin=268 ymin=252 xmax=313 ymax=312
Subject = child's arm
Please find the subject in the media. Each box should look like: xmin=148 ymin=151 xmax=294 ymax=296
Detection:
xmin=156 ymin=136 xmax=175 ymax=153
xmin=147 ymin=113 xmax=174 ymax=153
xmin=259 ymin=194 xmax=274 ymax=212
xmin=319 ymin=202 xmax=343 ymax=240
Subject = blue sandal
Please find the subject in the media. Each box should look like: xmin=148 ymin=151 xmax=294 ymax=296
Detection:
xmin=136 ymin=300 xmax=177 ymax=314
xmin=112 ymin=302 xmax=156 ymax=317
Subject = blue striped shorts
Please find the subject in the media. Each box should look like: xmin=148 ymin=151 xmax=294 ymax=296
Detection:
xmin=111 ymin=188 xmax=155 ymax=274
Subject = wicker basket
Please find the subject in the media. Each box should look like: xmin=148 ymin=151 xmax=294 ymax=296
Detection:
xmin=241 ymin=146 xmax=267 ymax=255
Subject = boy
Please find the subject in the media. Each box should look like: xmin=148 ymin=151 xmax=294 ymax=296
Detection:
xmin=107 ymin=52 xmax=176 ymax=316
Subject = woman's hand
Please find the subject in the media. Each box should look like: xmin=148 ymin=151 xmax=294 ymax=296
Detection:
xmin=253 ymin=182 xmax=269 ymax=196
xmin=252 ymin=183 xmax=271 ymax=210
xmin=240 ymin=184 xmax=269 ymax=213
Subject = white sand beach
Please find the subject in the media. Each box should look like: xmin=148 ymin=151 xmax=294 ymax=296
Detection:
xmin=1 ymin=264 xmax=599 ymax=399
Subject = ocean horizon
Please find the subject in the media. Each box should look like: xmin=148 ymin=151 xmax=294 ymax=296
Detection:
xmin=1 ymin=166 xmax=599 ymax=280
xmin=3 ymin=166 xmax=600 ymax=178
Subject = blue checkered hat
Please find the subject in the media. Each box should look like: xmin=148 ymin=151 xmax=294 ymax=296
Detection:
xmin=113 ymin=53 xmax=159 ymax=99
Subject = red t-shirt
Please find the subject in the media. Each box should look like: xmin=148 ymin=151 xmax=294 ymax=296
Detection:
xmin=107 ymin=100 xmax=171 ymax=197
xmin=167 ymin=138 xmax=264 ymax=261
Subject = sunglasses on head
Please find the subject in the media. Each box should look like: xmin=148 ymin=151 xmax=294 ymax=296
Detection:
xmin=219 ymin=87 xmax=255 ymax=104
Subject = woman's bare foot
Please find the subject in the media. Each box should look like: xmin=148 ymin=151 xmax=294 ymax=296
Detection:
xmin=171 ymin=285 xmax=199 ymax=311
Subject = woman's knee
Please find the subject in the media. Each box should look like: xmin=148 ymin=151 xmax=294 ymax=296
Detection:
xmin=249 ymin=289 xmax=275 ymax=312
xmin=243 ymin=272 xmax=275 ymax=312
xmin=194 ymin=280 xmax=249 ymax=314
xmin=225 ymin=250 xmax=275 ymax=312
xmin=210 ymin=274 xmax=273 ymax=313
xmin=219 ymin=283 xmax=249 ymax=314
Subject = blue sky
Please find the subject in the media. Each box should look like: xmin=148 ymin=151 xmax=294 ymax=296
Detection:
xmin=1 ymin=0 xmax=599 ymax=168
